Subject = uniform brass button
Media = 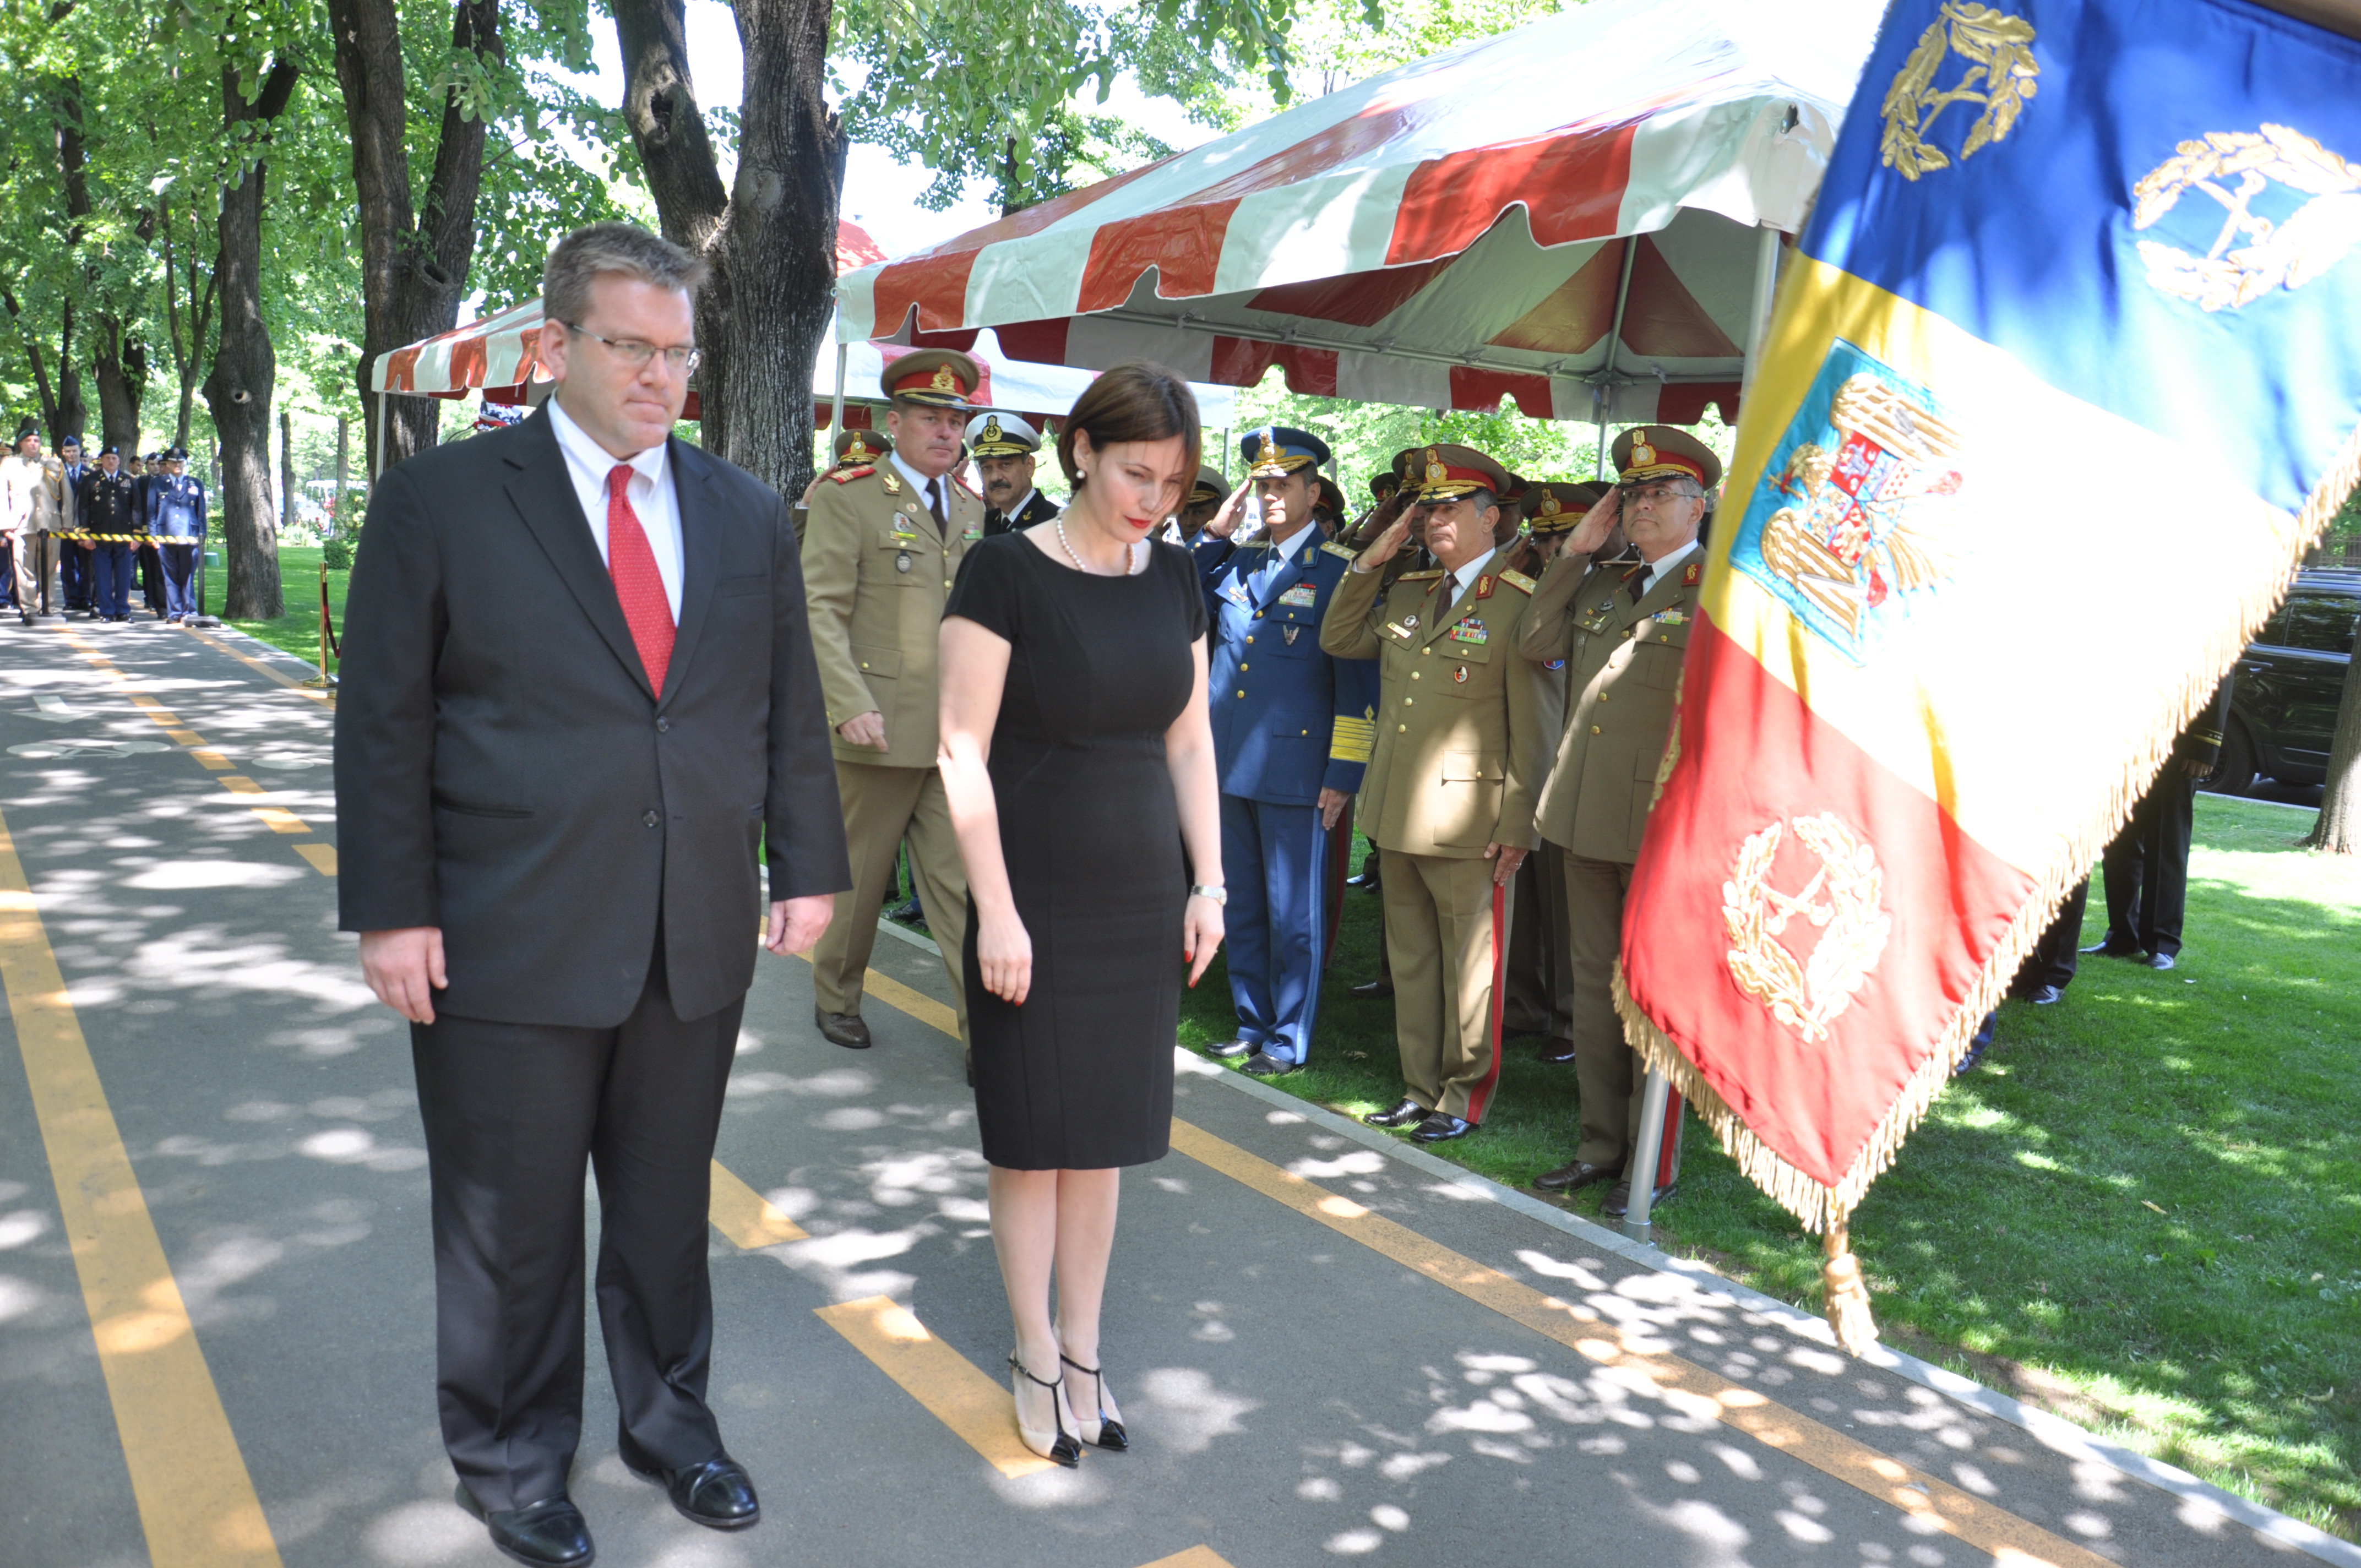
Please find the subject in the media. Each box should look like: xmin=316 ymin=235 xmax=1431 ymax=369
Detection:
xmin=1421 ymin=647 xmax=1431 ymax=655
xmin=1403 ymin=697 xmax=1413 ymax=706
xmin=1590 ymin=725 xmax=1602 ymax=736
xmin=944 ymin=580 xmax=953 ymax=588
xmin=643 ymin=809 xmax=661 ymax=827
xmin=1239 ymin=663 xmax=1248 ymax=671
xmin=859 ymin=662 xmax=869 ymax=670
xmin=1301 ymin=729 xmax=1309 ymax=736
xmin=1597 ymin=692 xmax=1608 ymax=703
xmin=1245 ymin=635 xmax=1254 ymax=644
xmin=1236 ymin=690 xmax=1245 ymax=699
xmin=1398 ymin=723 xmax=1407 ymax=733
xmin=1411 ymin=671 xmax=1421 ymax=680
xmin=1255 ymin=611 xmax=1264 ymax=619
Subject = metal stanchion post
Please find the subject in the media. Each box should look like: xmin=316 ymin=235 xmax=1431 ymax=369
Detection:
xmin=1620 ymin=1066 xmax=1672 ymax=1243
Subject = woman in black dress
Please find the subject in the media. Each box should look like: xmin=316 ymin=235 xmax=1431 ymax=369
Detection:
xmin=937 ymin=363 xmax=1226 ymax=1466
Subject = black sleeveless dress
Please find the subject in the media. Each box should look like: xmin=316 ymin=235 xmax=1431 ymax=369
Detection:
xmin=944 ymin=533 xmax=1208 ymax=1169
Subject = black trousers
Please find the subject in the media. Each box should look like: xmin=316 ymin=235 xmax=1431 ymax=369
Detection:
xmin=412 ymin=948 xmax=744 ymax=1510
xmin=2102 ymin=767 xmax=2197 ymax=957
xmin=2014 ymin=876 xmax=2088 ymax=993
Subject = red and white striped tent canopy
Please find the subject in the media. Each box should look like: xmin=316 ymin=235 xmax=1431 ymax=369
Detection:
xmin=838 ymin=0 xmax=1883 ymax=429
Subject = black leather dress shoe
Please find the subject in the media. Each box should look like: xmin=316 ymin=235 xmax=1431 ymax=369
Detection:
xmin=622 ymin=1450 xmax=760 ymax=1531
xmin=1364 ymin=1097 xmax=1427 ymax=1129
xmin=1601 ymin=1179 xmax=1678 ymax=1218
xmin=885 ymin=898 xmax=923 ymax=924
xmin=1349 ymin=977 xmax=1394 ymax=1000
xmin=1537 ymin=1037 xmax=1577 ymax=1064
xmin=2081 ymin=938 xmax=2144 ymax=958
xmin=1240 ymin=1051 xmax=1298 ymax=1077
xmin=455 ymin=1483 xmax=594 ymax=1567
xmin=1535 ymin=1158 xmax=1613 ymax=1193
xmin=815 ymin=1006 xmax=872 ymax=1049
xmin=1411 ymin=1112 xmax=1472 ymax=1144
xmin=1206 ymin=1038 xmax=1255 ymax=1059
xmin=2023 ymin=983 xmax=2064 ymax=1005
xmin=2148 ymin=951 xmax=2177 ymax=971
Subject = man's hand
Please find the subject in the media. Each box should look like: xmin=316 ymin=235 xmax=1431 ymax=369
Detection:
xmin=765 ymin=893 xmax=835 ymax=956
xmin=1318 ymin=786 xmax=1351 ymax=831
xmin=2183 ymin=758 xmax=2215 ymax=780
xmin=1565 ymin=490 xmax=1622 ymax=558
xmin=1356 ymin=506 xmax=1417 ymax=570
xmin=837 ymin=711 xmax=888 ymax=750
xmin=1484 ymin=842 xmax=1528 ymax=886
xmin=358 ymin=927 xmax=448 ymax=1024
xmin=1204 ymin=483 xmax=1251 ymax=540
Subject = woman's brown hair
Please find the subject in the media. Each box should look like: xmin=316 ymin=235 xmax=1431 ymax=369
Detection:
xmin=1054 ymin=361 xmax=1203 ymax=508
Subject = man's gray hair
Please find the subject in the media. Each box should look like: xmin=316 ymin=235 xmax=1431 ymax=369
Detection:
xmin=542 ymin=222 xmax=710 ymax=328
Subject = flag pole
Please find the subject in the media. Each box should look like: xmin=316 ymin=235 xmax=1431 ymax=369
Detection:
xmin=1620 ymin=1069 xmax=1672 ymax=1242
xmin=1740 ymin=224 xmax=1782 ymax=398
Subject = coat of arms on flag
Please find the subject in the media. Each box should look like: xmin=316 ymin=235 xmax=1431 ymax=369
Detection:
xmin=1616 ymin=0 xmax=2361 ymax=1354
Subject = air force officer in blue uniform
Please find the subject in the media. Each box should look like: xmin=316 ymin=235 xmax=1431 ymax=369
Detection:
xmin=1196 ymin=428 xmax=1378 ymax=1077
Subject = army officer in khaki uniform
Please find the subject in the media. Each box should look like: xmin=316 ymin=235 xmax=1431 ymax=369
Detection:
xmin=1321 ymin=444 xmax=1551 ymax=1144
xmin=1519 ymin=426 xmax=1721 ymax=1216
xmin=801 ymin=350 xmax=988 ymax=1049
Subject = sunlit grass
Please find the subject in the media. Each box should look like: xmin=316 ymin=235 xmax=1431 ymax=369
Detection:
xmin=228 ymin=545 xmax=348 ymax=675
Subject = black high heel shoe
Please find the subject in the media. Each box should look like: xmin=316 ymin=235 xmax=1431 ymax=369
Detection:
xmin=1008 ymin=1353 xmax=1082 ymax=1467
xmin=1060 ymin=1353 xmax=1128 ymax=1452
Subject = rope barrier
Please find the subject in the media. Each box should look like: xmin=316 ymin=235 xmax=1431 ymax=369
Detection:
xmin=48 ymin=532 xmax=191 ymax=545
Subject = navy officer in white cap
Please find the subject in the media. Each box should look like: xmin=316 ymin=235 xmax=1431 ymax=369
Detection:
xmin=965 ymin=411 xmax=1058 ymax=536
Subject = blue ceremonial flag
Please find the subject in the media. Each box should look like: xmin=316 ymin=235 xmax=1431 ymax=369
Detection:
xmin=1618 ymin=0 xmax=2361 ymax=1351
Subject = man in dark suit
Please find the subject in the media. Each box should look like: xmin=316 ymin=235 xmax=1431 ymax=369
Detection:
xmin=335 ymin=222 xmax=850 ymax=1568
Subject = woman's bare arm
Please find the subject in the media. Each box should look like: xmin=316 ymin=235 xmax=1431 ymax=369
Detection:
xmin=1164 ymin=635 xmax=1226 ymax=987
xmin=939 ymin=614 xmax=1028 ymax=1004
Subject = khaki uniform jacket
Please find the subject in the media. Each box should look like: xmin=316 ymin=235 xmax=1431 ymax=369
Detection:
xmin=1518 ymin=549 xmax=1702 ymax=862
xmin=1 ymin=454 xmax=63 ymax=536
xmin=1321 ymin=557 xmax=1548 ymax=861
xmin=801 ymin=461 xmax=987 ymax=768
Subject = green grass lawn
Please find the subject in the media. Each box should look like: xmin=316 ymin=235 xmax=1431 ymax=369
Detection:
xmin=228 ymin=545 xmax=349 ymax=675
xmin=1143 ymin=794 xmax=2361 ymax=1540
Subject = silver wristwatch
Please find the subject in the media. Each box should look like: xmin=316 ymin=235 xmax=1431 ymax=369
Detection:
xmin=1189 ymin=884 xmax=1228 ymax=905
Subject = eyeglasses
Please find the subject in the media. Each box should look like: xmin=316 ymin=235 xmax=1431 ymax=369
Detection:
xmin=558 ymin=320 xmax=700 ymax=376
xmin=1620 ymin=483 xmax=1700 ymax=507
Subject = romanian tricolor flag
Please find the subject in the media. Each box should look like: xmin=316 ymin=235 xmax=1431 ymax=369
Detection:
xmin=1618 ymin=0 xmax=2361 ymax=1348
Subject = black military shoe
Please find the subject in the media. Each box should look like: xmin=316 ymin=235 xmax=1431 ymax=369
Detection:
xmin=1537 ymin=1037 xmax=1577 ymax=1064
xmin=1240 ymin=1052 xmax=1297 ymax=1077
xmin=1206 ymin=1038 xmax=1255 ymax=1059
xmin=814 ymin=1007 xmax=872 ymax=1049
xmin=1348 ymin=977 xmax=1394 ymax=1000
xmin=2080 ymin=938 xmax=2143 ymax=958
xmin=621 ymin=1446 xmax=760 ymax=1531
xmin=1602 ymin=1180 xmax=1678 ymax=1218
xmin=1535 ymin=1159 xmax=1613 ymax=1193
xmin=2025 ymin=983 xmax=2064 ymax=1004
xmin=454 ymin=1484 xmax=595 ymax=1568
xmin=1364 ymin=1097 xmax=1427 ymax=1129
xmin=2147 ymin=951 xmax=2177 ymax=971
xmin=1411 ymin=1112 xmax=1472 ymax=1144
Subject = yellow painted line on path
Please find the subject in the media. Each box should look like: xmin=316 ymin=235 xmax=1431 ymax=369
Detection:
xmin=813 ymin=1295 xmax=1056 ymax=1478
xmin=1135 ymin=1550 xmax=1235 ymax=1568
xmin=0 ymin=809 xmax=282 ymax=1567
xmin=177 ymin=625 xmax=333 ymax=706
xmin=51 ymin=629 xmax=329 ymax=870
xmin=708 ymin=1159 xmax=809 ymax=1247
xmin=846 ymin=961 xmax=2114 ymax=1568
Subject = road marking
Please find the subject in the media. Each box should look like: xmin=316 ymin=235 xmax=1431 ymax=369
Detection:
xmin=177 ymin=625 xmax=333 ymax=706
xmin=846 ymin=957 xmax=2114 ymax=1568
xmin=0 ymin=808 xmax=282 ymax=1568
xmin=1135 ymin=1551 xmax=1234 ymax=1568
xmin=813 ymin=1295 xmax=1055 ymax=1478
xmin=708 ymin=1159 xmax=808 ymax=1247
xmin=291 ymin=844 xmax=338 ymax=876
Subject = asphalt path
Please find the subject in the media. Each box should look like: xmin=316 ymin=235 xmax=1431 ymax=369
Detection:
xmin=0 ymin=617 xmax=2346 ymax=1568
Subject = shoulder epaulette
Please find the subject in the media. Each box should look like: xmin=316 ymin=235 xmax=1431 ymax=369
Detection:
xmin=1498 ymin=568 xmax=1537 ymax=594
xmin=828 ymin=465 xmax=874 ymax=484
xmin=1320 ymin=540 xmax=1357 ymax=561
xmin=1396 ymin=568 xmax=1445 ymax=581
xmin=951 ymin=473 xmax=981 ymax=497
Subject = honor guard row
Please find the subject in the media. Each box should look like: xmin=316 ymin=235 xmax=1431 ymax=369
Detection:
xmin=1194 ymin=427 xmax=1379 ymax=1077
xmin=801 ymin=350 xmax=990 ymax=1060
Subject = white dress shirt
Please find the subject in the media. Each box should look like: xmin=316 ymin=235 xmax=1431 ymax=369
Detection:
xmin=1437 ymin=545 xmax=1497 ymax=602
xmin=546 ymin=395 xmax=683 ymax=621
xmin=890 ymin=449 xmax=952 ymax=528
xmin=1635 ymin=539 xmax=1699 ymax=598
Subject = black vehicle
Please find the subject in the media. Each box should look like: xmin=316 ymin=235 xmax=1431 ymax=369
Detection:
xmin=2218 ymin=569 xmax=2361 ymax=793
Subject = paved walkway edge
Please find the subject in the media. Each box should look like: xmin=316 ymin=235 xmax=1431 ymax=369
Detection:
xmin=884 ymin=916 xmax=2360 ymax=1568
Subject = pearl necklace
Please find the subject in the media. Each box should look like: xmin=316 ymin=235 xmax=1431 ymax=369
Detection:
xmin=1057 ymin=517 xmax=1138 ymax=576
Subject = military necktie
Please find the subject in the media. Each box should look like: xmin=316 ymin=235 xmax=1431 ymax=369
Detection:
xmin=606 ymin=465 xmax=676 ymax=697
xmin=1441 ymin=571 xmax=1459 ymax=604
xmin=927 ymin=477 xmax=947 ymax=537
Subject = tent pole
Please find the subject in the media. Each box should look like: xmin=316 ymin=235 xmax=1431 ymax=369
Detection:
xmin=1595 ymin=236 xmax=1640 ymax=480
xmin=372 ymin=389 xmax=388 ymax=481
xmin=829 ymin=343 xmax=848 ymax=441
xmin=1621 ymin=1067 xmax=1672 ymax=1243
xmin=1740 ymin=224 xmax=1782 ymax=398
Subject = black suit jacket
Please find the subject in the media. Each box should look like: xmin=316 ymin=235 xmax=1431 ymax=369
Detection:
xmin=334 ymin=407 xmax=851 ymax=1027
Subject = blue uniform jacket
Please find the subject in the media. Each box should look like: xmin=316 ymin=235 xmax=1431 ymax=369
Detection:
xmin=146 ymin=475 xmax=207 ymax=540
xmin=1198 ymin=530 xmax=1378 ymax=807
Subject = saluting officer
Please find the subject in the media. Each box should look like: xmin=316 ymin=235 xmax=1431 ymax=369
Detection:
xmin=79 ymin=444 xmax=140 ymax=623
xmin=147 ymin=446 xmax=208 ymax=623
xmin=1322 ymin=444 xmax=1549 ymax=1143
xmin=1168 ymin=467 xmax=1230 ymax=545
xmin=1519 ymin=426 xmax=1721 ymax=1216
xmin=800 ymin=350 xmax=987 ymax=1051
xmin=1499 ymin=482 xmax=1604 ymax=1064
xmin=966 ymin=412 xmax=1058 ymax=536
xmin=1194 ymin=427 xmax=1378 ymax=1077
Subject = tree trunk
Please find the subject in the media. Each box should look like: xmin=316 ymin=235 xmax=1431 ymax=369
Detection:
xmin=52 ymin=300 xmax=85 ymax=444
xmin=613 ymin=0 xmax=846 ymax=502
xmin=159 ymin=199 xmax=217 ymax=454
xmin=93 ymin=322 xmax=144 ymax=451
xmin=330 ymin=0 xmax=503 ymax=475
xmin=2306 ymin=608 xmax=2361 ymax=852
xmin=200 ymin=58 xmax=300 ymax=621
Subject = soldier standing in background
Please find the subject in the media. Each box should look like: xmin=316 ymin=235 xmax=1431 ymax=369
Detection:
xmin=147 ymin=447 xmax=208 ymax=624
xmin=800 ymin=351 xmax=986 ymax=1054
xmin=79 ymin=445 xmax=140 ymax=623
xmin=1169 ymin=468 xmax=1230 ymax=545
xmin=1520 ymin=428 xmax=1720 ymax=1217
xmin=1323 ymin=444 xmax=1548 ymax=1144
xmin=2085 ymin=677 xmax=2235 ymax=972
xmin=58 ymin=437 xmax=94 ymax=618
xmin=968 ymin=412 xmax=1059 ymax=536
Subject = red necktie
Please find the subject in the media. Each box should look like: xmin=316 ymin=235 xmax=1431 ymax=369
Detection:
xmin=606 ymin=465 xmax=675 ymax=696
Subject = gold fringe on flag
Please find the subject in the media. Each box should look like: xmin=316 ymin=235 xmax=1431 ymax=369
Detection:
xmin=1615 ymin=418 xmax=2361 ymax=1355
